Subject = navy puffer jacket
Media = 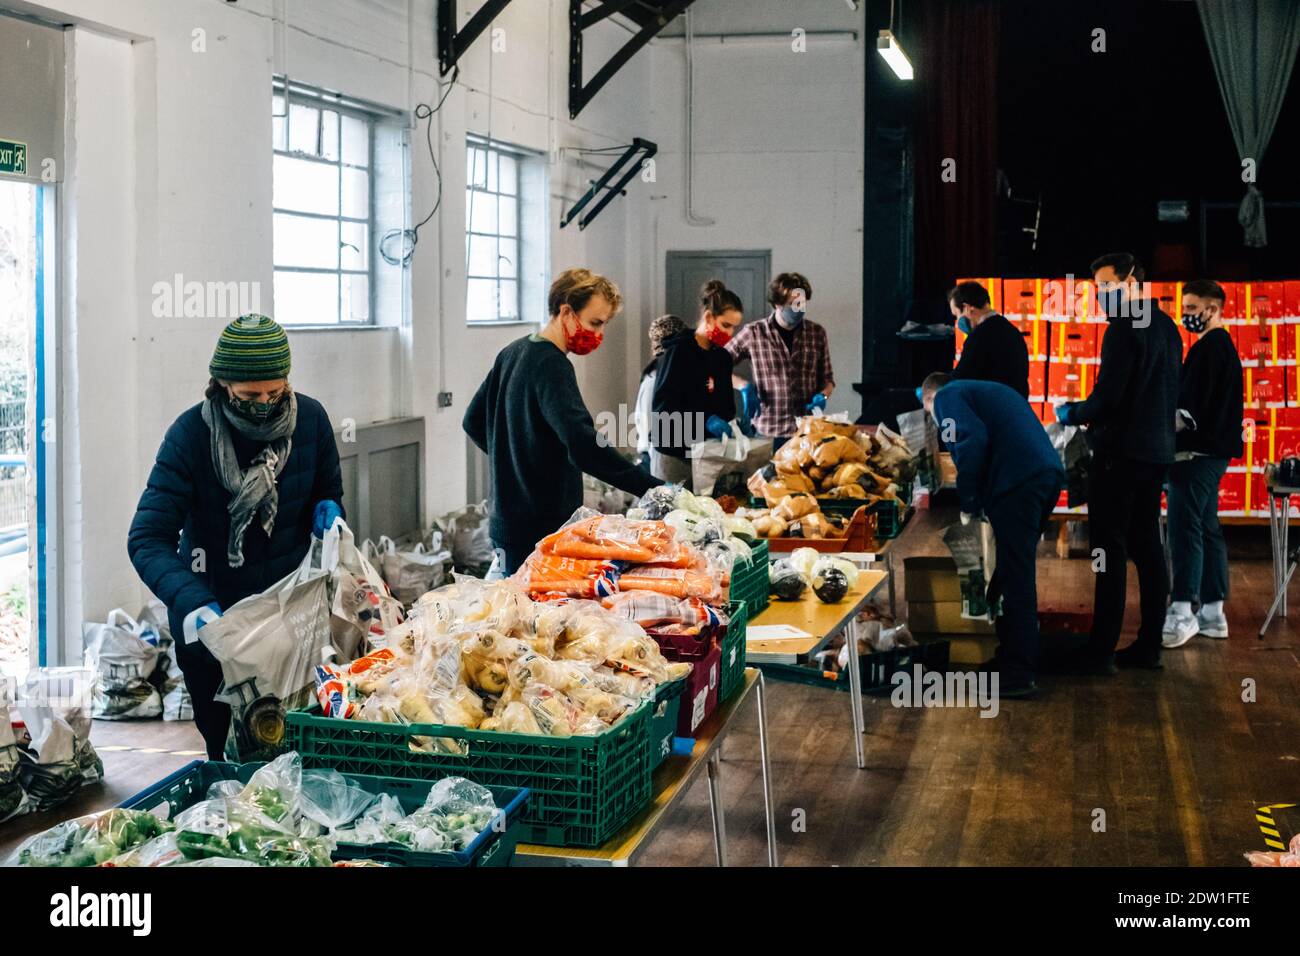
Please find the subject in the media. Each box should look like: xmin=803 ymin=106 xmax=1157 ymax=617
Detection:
xmin=127 ymin=393 xmax=344 ymax=640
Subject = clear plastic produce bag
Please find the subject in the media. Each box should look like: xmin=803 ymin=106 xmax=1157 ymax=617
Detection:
xmin=14 ymin=667 xmax=102 ymax=813
xmin=300 ymin=768 xmax=376 ymax=830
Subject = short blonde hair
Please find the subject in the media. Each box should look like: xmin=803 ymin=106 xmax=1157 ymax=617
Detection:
xmin=548 ymin=268 xmax=622 ymax=318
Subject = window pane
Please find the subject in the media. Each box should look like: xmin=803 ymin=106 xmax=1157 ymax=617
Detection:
xmin=275 ymin=271 xmax=339 ymax=325
xmin=342 ymin=167 xmax=369 ymax=219
xmin=497 ymin=195 xmax=518 ymax=237
xmin=466 ymin=278 xmax=498 ymax=322
xmin=340 ymin=221 xmax=369 ymax=271
xmin=342 ymin=114 xmax=368 ymax=166
xmin=467 ymin=146 xmax=487 ymax=188
xmin=497 ymin=280 xmax=519 ymax=320
xmin=498 ymin=154 xmax=518 ymax=195
xmin=469 ymin=191 xmax=498 ymax=234
xmin=272 ymin=94 xmax=286 ymax=150
xmin=289 ymin=102 xmax=320 ymax=155
xmin=273 ymin=155 xmax=339 ymax=215
xmin=341 ymin=273 xmax=370 ymax=322
xmin=273 ymin=213 xmax=338 ymax=269
xmin=467 ymin=235 xmax=498 ymax=277
xmin=485 ymin=149 xmax=498 ymax=193
xmin=321 ymin=110 xmax=340 ymax=161
xmin=497 ymin=238 xmax=517 ymax=278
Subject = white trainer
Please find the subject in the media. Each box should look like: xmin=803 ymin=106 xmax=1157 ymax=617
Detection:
xmin=1162 ymin=609 xmax=1199 ymax=648
xmin=1197 ymin=606 xmax=1229 ymax=639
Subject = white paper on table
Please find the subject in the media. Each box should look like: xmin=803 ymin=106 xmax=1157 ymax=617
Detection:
xmin=747 ymin=624 xmax=815 ymax=642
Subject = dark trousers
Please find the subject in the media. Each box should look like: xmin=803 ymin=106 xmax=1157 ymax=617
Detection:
xmin=174 ymin=637 xmax=230 ymax=760
xmin=1166 ymin=456 xmax=1230 ymax=604
xmin=1086 ymin=453 xmax=1169 ymax=658
xmin=985 ymin=470 xmax=1061 ymax=684
xmin=496 ymin=539 xmax=535 ymax=577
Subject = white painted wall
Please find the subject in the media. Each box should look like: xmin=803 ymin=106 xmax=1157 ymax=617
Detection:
xmin=9 ymin=0 xmax=654 ymax=650
xmin=640 ymin=12 xmax=866 ymax=419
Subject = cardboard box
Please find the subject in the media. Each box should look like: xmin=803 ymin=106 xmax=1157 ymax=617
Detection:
xmin=1237 ymin=322 xmax=1274 ymax=366
xmin=1028 ymin=361 xmax=1047 ymax=401
xmin=1072 ymin=279 xmax=1106 ymax=321
xmin=1052 ymin=322 xmax=1096 ymax=360
xmin=1040 ymin=278 xmax=1074 ymax=319
xmin=907 ymin=602 xmax=998 ymax=636
xmin=1011 ymin=317 xmax=1046 ymax=359
xmin=1151 ymin=281 xmax=1182 ymax=321
xmin=1003 ymin=278 xmax=1039 ymax=319
xmin=1047 ymin=360 xmax=1090 ymax=401
xmin=904 ymin=556 xmax=964 ymax=602
xmin=1284 ymin=281 xmax=1300 ymax=319
xmin=1246 ymin=367 xmax=1286 ymax=406
xmin=1221 ymin=282 xmax=1245 ymax=320
xmin=937 ymin=633 xmax=1001 ymax=665
xmin=1219 ymin=471 xmax=1245 ymax=513
xmin=1248 ymin=282 xmax=1287 ymax=320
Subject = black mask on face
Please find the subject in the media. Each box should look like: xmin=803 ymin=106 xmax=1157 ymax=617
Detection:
xmin=1181 ymin=310 xmax=1209 ymax=334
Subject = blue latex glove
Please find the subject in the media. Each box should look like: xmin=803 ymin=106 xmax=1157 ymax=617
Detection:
xmin=706 ymin=415 xmax=734 ymax=439
xmin=740 ymin=383 xmax=760 ymax=422
xmin=1055 ymin=403 xmax=1077 ymax=426
xmin=738 ymin=417 xmax=758 ymax=439
xmin=196 ymin=602 xmax=222 ymax=632
xmin=806 ymin=392 xmax=828 ymax=413
xmin=914 ymin=386 xmax=924 ymax=403
xmin=312 ymin=499 xmax=343 ymax=538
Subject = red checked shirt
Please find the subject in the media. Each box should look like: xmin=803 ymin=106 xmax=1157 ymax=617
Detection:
xmin=726 ymin=313 xmax=835 ymax=438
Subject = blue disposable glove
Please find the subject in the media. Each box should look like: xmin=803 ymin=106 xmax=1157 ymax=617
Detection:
xmin=740 ymin=383 xmax=760 ymax=421
xmin=806 ymin=392 xmax=828 ymax=413
xmin=738 ymin=417 xmax=758 ymax=439
xmin=706 ymin=415 xmax=734 ymax=439
xmin=312 ymin=499 xmax=343 ymax=538
xmin=196 ymin=602 xmax=222 ymax=632
xmin=914 ymin=386 xmax=924 ymax=403
xmin=1055 ymin=403 xmax=1077 ymax=426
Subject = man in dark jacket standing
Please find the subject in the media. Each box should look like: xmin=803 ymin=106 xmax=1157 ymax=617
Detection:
xmin=128 ymin=314 xmax=344 ymax=758
xmin=949 ymin=280 xmax=1030 ymax=398
xmin=1163 ymin=279 xmax=1243 ymax=647
xmin=924 ymin=374 xmax=1064 ymax=696
xmin=464 ymin=269 xmax=656 ymax=574
xmin=1057 ymin=253 xmax=1182 ymax=671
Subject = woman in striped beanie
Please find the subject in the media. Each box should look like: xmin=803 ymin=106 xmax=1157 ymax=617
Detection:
xmin=127 ymin=314 xmax=344 ymax=758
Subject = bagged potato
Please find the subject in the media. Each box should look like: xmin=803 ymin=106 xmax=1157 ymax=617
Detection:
xmin=811 ymin=435 xmax=868 ymax=469
xmin=773 ymin=493 xmax=819 ymax=523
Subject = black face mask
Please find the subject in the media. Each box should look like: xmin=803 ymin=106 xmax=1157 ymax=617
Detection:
xmin=1181 ymin=310 xmax=1209 ymax=334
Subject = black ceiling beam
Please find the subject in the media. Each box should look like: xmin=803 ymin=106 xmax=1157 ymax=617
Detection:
xmin=560 ymin=138 xmax=658 ymax=230
xmin=437 ymin=0 xmax=515 ymax=77
xmin=570 ymin=0 xmax=697 ymax=119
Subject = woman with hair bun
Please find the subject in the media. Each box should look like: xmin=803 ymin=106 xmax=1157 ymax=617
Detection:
xmin=649 ymin=279 xmax=744 ymax=487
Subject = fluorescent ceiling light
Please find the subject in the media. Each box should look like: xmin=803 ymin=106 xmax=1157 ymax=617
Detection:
xmin=876 ymin=29 xmax=913 ymax=80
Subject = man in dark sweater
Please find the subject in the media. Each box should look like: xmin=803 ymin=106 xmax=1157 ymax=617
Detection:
xmin=924 ymin=374 xmax=1064 ymax=696
xmin=1057 ymin=253 xmax=1183 ymax=671
xmin=464 ymin=269 xmax=656 ymax=573
xmin=949 ymin=280 xmax=1030 ymax=399
xmin=1163 ymin=279 xmax=1243 ymax=647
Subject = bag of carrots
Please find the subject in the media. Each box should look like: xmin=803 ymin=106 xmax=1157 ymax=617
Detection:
xmin=617 ymin=565 xmax=723 ymax=602
xmin=512 ymin=553 xmax=621 ymax=600
xmin=539 ymin=512 xmax=696 ymax=567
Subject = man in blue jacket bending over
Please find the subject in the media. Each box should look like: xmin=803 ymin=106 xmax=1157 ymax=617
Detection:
xmin=922 ymin=373 xmax=1064 ymax=698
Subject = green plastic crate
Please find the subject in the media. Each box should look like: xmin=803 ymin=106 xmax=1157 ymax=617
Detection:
xmin=649 ymin=677 xmax=687 ymax=770
xmin=284 ymin=699 xmax=652 ymax=848
xmin=117 ymin=760 xmax=529 ymax=867
xmin=814 ymin=498 xmax=906 ymax=539
xmin=728 ymin=539 xmax=769 ymax=617
xmin=719 ymin=599 xmax=748 ymax=703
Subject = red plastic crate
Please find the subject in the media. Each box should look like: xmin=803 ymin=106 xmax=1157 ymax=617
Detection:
xmin=1028 ymin=362 xmax=1047 ymax=401
xmin=1047 ymin=361 xmax=1090 ymax=402
xmin=1247 ymin=282 xmax=1287 ymax=320
xmin=1219 ymin=472 xmax=1245 ymax=513
xmin=1040 ymin=278 xmax=1074 ymax=319
xmin=673 ymin=642 xmax=720 ymax=737
xmin=1151 ymin=281 xmax=1182 ymax=322
xmin=1052 ymin=322 xmax=1097 ymax=360
xmin=1246 ymin=367 xmax=1286 ymax=406
xmin=1237 ymin=322 xmax=1274 ymax=366
xmin=1284 ymin=281 xmax=1300 ymax=319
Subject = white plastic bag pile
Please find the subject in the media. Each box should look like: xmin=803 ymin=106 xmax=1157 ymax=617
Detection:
xmin=2 ymin=667 xmax=103 ymax=819
xmin=363 ymin=534 xmax=452 ymax=605
xmin=82 ymin=601 xmax=192 ymax=721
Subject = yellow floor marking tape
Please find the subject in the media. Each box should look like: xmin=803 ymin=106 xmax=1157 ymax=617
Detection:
xmin=1256 ymin=803 xmax=1297 ymax=851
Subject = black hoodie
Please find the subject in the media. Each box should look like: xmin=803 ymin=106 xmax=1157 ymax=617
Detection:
xmin=1073 ymin=297 xmax=1183 ymax=465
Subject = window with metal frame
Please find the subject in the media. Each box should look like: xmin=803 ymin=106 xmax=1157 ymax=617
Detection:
xmin=465 ymin=135 xmax=526 ymax=323
xmin=272 ymin=79 xmax=398 ymax=326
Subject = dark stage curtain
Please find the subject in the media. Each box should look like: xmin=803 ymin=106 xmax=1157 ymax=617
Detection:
xmin=912 ymin=0 xmax=1000 ymax=298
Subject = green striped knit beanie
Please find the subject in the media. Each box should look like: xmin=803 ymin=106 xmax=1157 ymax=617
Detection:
xmin=209 ymin=314 xmax=292 ymax=382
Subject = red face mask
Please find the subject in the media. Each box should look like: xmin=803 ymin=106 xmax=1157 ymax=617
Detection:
xmin=566 ymin=317 xmax=603 ymax=355
xmin=705 ymin=324 xmax=733 ymax=348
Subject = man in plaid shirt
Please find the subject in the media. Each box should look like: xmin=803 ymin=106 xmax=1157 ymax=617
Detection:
xmin=726 ymin=272 xmax=835 ymax=441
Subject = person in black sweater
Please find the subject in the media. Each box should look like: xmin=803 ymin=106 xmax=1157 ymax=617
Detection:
xmin=1162 ymin=280 xmax=1243 ymax=647
xmin=464 ymin=268 xmax=656 ymax=573
xmin=949 ymin=280 xmax=1030 ymax=399
xmin=650 ymin=280 xmax=744 ymax=487
xmin=1057 ymin=253 xmax=1183 ymax=671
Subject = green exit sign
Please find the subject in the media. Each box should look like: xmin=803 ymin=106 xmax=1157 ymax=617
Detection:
xmin=0 ymin=139 xmax=29 ymax=176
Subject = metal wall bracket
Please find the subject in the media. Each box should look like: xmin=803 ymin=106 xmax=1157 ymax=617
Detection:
xmin=559 ymin=138 xmax=657 ymax=230
xmin=569 ymin=0 xmax=697 ymax=119
xmin=437 ymin=0 xmax=516 ymax=76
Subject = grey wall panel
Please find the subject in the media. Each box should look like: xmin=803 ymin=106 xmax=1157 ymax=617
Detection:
xmin=0 ymin=13 xmax=64 ymax=185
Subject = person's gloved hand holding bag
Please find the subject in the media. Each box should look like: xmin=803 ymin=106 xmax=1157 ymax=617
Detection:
xmin=706 ymin=415 xmax=734 ymax=439
xmin=312 ymin=500 xmax=343 ymax=538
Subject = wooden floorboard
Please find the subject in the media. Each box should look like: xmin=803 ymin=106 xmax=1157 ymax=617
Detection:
xmin=3 ymin=503 xmax=1298 ymax=865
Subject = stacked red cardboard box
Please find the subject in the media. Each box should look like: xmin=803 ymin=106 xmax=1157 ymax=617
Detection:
xmin=952 ymin=278 xmax=1300 ymax=519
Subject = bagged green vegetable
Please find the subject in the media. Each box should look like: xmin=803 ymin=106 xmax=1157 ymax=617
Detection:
xmin=7 ymin=808 xmax=173 ymax=867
